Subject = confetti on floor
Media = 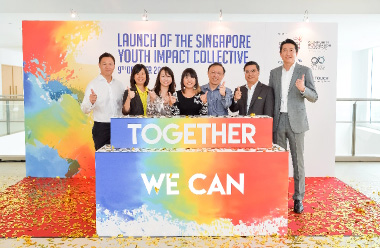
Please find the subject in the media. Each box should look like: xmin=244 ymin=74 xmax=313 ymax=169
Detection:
xmin=1 ymin=177 xmax=379 ymax=238
xmin=0 ymin=177 xmax=96 ymax=238
xmin=288 ymin=177 xmax=380 ymax=236
xmin=0 ymin=235 xmax=380 ymax=248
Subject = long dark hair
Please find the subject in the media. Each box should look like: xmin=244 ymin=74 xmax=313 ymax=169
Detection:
xmin=130 ymin=64 xmax=149 ymax=88
xmin=153 ymin=67 xmax=176 ymax=96
xmin=180 ymin=68 xmax=200 ymax=94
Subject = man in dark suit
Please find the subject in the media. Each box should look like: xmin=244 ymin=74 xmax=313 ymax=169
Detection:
xmin=230 ymin=61 xmax=274 ymax=117
xmin=269 ymin=39 xmax=318 ymax=214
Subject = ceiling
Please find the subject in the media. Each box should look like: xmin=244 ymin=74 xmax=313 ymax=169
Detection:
xmin=1 ymin=0 xmax=380 ymax=14
xmin=1 ymin=0 xmax=380 ymax=50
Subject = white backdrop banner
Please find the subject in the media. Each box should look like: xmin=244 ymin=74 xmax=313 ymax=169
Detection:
xmin=94 ymin=21 xmax=337 ymax=177
xmin=24 ymin=21 xmax=337 ymax=178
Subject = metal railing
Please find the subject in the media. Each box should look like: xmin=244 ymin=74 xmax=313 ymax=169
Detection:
xmin=336 ymin=98 xmax=380 ymax=161
xmin=0 ymin=95 xmax=24 ymax=136
xmin=1 ymin=95 xmax=379 ymax=160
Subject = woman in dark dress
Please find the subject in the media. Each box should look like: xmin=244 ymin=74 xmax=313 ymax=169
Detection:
xmin=122 ymin=64 xmax=149 ymax=116
xmin=171 ymin=68 xmax=208 ymax=115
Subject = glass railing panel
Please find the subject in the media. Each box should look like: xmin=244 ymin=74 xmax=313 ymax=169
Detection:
xmin=0 ymin=96 xmax=25 ymax=137
xmin=9 ymin=101 xmax=24 ymax=121
xmin=336 ymin=99 xmax=380 ymax=158
xmin=354 ymin=101 xmax=380 ymax=156
xmin=336 ymin=101 xmax=354 ymax=122
xmin=0 ymin=122 xmax=7 ymax=137
xmin=335 ymin=123 xmax=353 ymax=156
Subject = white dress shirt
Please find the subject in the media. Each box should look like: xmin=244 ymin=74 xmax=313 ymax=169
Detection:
xmin=245 ymin=82 xmax=258 ymax=112
xmin=81 ymin=74 xmax=125 ymax=122
xmin=280 ymin=62 xmax=296 ymax=113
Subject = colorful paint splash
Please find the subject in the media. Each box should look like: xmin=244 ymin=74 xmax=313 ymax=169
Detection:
xmin=95 ymin=149 xmax=289 ymax=236
xmin=23 ymin=21 xmax=102 ymax=177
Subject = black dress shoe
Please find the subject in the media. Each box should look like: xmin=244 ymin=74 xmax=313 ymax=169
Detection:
xmin=294 ymin=200 xmax=304 ymax=214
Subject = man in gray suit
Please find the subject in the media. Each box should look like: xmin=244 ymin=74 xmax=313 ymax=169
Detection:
xmin=230 ymin=61 xmax=274 ymax=117
xmin=269 ymin=39 xmax=318 ymax=214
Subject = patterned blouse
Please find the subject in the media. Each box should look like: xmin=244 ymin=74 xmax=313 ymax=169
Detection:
xmin=147 ymin=95 xmax=173 ymax=116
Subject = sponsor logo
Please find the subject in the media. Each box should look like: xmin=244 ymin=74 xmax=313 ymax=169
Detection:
xmin=311 ymin=56 xmax=325 ymax=65
xmin=293 ymin=36 xmax=303 ymax=50
xmin=311 ymin=56 xmax=325 ymax=70
xmin=314 ymin=76 xmax=330 ymax=83
xmin=308 ymin=41 xmax=332 ymax=50
xmin=278 ymin=36 xmax=303 ymax=51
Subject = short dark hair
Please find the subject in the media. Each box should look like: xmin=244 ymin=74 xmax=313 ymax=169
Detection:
xmin=130 ymin=64 xmax=149 ymax=88
xmin=208 ymin=62 xmax=225 ymax=74
xmin=99 ymin=52 xmax=115 ymax=64
xmin=180 ymin=68 xmax=200 ymax=94
xmin=243 ymin=61 xmax=260 ymax=72
xmin=280 ymin=39 xmax=299 ymax=53
xmin=154 ymin=67 xmax=176 ymax=96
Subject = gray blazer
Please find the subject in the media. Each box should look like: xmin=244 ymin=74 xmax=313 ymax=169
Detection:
xmin=269 ymin=63 xmax=318 ymax=134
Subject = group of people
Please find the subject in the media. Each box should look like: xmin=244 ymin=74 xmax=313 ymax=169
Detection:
xmin=81 ymin=38 xmax=318 ymax=214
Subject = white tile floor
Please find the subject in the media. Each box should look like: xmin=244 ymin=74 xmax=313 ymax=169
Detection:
xmin=0 ymin=161 xmax=379 ymax=247
xmin=335 ymin=162 xmax=380 ymax=204
xmin=0 ymin=162 xmax=25 ymax=192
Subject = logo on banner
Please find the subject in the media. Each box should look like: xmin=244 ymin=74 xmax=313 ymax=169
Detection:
xmin=311 ymin=56 xmax=325 ymax=70
xmin=308 ymin=41 xmax=332 ymax=51
xmin=277 ymin=36 xmax=303 ymax=51
xmin=293 ymin=36 xmax=303 ymax=50
xmin=311 ymin=56 xmax=325 ymax=65
xmin=314 ymin=76 xmax=330 ymax=83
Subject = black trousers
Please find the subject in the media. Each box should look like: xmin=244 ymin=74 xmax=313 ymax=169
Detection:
xmin=92 ymin=122 xmax=111 ymax=150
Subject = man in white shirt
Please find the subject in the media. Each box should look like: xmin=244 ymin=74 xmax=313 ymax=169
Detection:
xmin=81 ymin=52 xmax=124 ymax=150
xmin=230 ymin=61 xmax=274 ymax=117
xmin=269 ymin=39 xmax=318 ymax=214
